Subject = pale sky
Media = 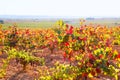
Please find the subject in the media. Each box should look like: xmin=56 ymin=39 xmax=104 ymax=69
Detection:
xmin=0 ymin=0 xmax=120 ymax=18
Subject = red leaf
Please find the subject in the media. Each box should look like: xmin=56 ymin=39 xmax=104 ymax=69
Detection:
xmin=91 ymin=70 xmax=95 ymax=76
xmin=64 ymin=42 xmax=69 ymax=46
xmin=89 ymin=53 xmax=95 ymax=60
xmin=66 ymin=26 xmax=73 ymax=35
xmin=82 ymin=73 xmax=88 ymax=77
xmin=15 ymin=32 xmax=18 ymax=34
xmin=117 ymin=54 xmax=120 ymax=58
xmin=26 ymin=29 xmax=29 ymax=34
xmin=96 ymin=68 xmax=101 ymax=73
xmin=99 ymin=54 xmax=103 ymax=58
xmin=83 ymin=37 xmax=87 ymax=41
xmin=63 ymin=52 xmax=67 ymax=60
xmin=106 ymin=61 xmax=110 ymax=66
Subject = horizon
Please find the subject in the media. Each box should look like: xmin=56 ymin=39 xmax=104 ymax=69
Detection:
xmin=1 ymin=15 xmax=120 ymax=19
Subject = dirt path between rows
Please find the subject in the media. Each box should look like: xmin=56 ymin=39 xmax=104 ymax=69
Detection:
xmin=0 ymin=46 xmax=120 ymax=80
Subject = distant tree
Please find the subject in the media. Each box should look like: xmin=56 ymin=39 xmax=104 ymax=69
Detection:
xmin=86 ymin=18 xmax=94 ymax=20
xmin=0 ymin=20 xmax=4 ymax=24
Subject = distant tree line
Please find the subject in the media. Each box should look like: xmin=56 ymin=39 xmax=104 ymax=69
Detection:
xmin=0 ymin=20 xmax=4 ymax=24
xmin=86 ymin=18 xmax=95 ymax=20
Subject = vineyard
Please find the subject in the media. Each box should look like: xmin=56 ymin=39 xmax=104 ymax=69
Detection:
xmin=0 ymin=20 xmax=120 ymax=80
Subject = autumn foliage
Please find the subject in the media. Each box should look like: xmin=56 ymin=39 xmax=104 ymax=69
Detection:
xmin=0 ymin=20 xmax=120 ymax=80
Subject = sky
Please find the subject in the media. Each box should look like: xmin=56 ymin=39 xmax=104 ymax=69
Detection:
xmin=0 ymin=0 xmax=120 ymax=18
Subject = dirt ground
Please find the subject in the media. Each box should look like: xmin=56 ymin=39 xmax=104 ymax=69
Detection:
xmin=0 ymin=46 xmax=120 ymax=80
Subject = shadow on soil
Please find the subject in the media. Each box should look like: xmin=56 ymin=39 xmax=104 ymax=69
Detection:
xmin=9 ymin=70 xmax=34 ymax=80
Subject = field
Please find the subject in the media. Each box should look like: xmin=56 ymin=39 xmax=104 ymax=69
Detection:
xmin=2 ymin=18 xmax=120 ymax=29
xmin=2 ymin=21 xmax=55 ymax=29
xmin=0 ymin=19 xmax=120 ymax=80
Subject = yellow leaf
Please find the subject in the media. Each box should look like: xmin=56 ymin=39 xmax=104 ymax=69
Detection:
xmin=115 ymin=74 xmax=118 ymax=80
xmin=115 ymin=69 xmax=119 ymax=73
xmin=81 ymin=41 xmax=84 ymax=46
xmin=0 ymin=24 xmax=2 ymax=29
xmin=104 ymin=34 xmax=110 ymax=39
xmin=88 ymin=73 xmax=93 ymax=78
xmin=0 ymin=51 xmax=2 ymax=55
xmin=118 ymin=63 xmax=120 ymax=68
xmin=80 ymin=22 xmax=83 ymax=25
xmin=113 ymin=50 xmax=118 ymax=56
xmin=104 ymin=72 xmax=107 ymax=75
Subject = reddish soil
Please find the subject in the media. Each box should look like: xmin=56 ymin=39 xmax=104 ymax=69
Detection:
xmin=0 ymin=46 xmax=120 ymax=80
xmin=0 ymin=48 xmax=67 ymax=80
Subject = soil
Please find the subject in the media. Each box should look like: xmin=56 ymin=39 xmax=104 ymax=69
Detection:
xmin=0 ymin=46 xmax=120 ymax=80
